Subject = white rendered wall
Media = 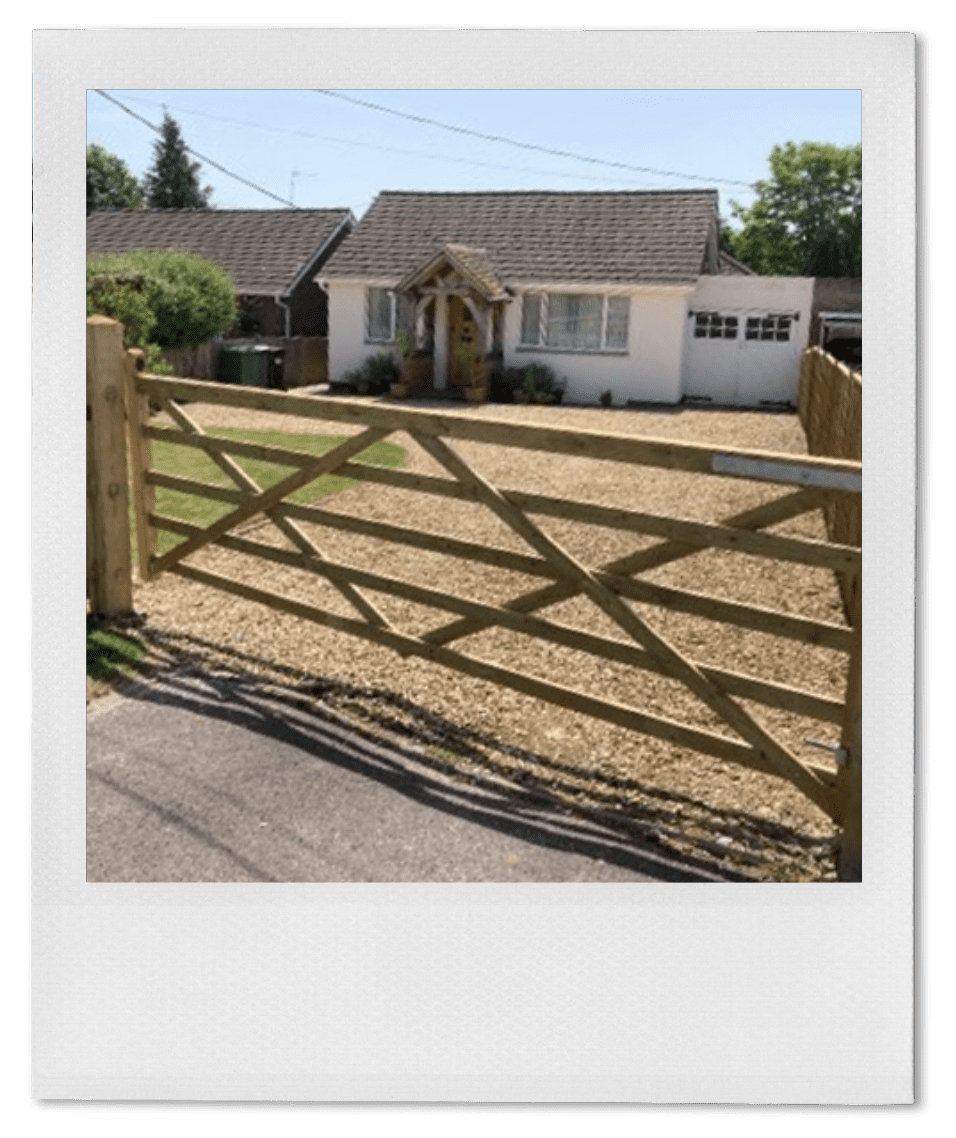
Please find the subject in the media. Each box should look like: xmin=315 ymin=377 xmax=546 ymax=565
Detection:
xmin=326 ymin=281 xmax=400 ymax=382
xmin=502 ymin=287 xmax=691 ymax=406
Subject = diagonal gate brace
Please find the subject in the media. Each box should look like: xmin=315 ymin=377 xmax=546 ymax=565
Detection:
xmin=157 ymin=399 xmax=391 ymax=628
xmin=149 ymin=423 xmax=392 ymax=580
xmin=412 ymin=431 xmax=835 ymax=817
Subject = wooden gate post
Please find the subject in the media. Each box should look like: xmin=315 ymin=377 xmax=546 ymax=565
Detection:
xmin=87 ymin=316 xmax=133 ymax=616
xmin=835 ymin=584 xmax=862 ymax=881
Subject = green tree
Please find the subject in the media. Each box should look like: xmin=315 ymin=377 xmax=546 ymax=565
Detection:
xmin=724 ymin=142 xmax=862 ymax=277
xmin=86 ymin=144 xmax=144 ymax=215
xmin=87 ymin=249 xmax=237 ymax=366
xmin=141 ymin=113 xmax=213 ymax=209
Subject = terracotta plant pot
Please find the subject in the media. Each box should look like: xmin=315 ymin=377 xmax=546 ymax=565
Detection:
xmin=390 ymin=381 xmax=411 ymax=398
xmin=464 ymin=385 xmax=490 ymax=404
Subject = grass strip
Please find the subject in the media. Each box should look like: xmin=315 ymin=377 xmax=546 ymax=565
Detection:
xmin=131 ymin=427 xmax=406 ymax=558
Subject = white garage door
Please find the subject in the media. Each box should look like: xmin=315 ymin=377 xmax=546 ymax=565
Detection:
xmin=684 ymin=309 xmax=802 ymax=406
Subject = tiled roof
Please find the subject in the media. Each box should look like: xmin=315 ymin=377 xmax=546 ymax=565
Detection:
xmin=86 ymin=208 xmax=353 ymax=295
xmin=717 ymin=249 xmax=757 ymax=275
xmin=396 ymin=243 xmax=510 ymax=302
xmin=321 ymin=190 xmax=719 ymax=287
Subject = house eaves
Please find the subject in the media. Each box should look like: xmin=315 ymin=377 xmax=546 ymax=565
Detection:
xmin=284 ymin=210 xmax=355 ymax=299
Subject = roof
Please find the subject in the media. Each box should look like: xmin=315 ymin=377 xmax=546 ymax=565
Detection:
xmin=716 ymin=249 xmax=757 ymax=275
xmin=86 ymin=208 xmax=353 ymax=296
xmin=321 ymin=190 xmax=719 ymax=288
xmin=396 ymin=243 xmax=510 ymax=302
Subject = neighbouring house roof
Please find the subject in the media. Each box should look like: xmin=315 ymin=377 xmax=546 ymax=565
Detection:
xmin=86 ymin=208 xmax=354 ymax=297
xmin=321 ymin=190 xmax=721 ymax=288
xmin=716 ymin=249 xmax=757 ymax=275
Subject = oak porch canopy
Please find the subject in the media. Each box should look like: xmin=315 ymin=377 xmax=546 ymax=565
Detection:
xmin=394 ymin=242 xmax=513 ymax=389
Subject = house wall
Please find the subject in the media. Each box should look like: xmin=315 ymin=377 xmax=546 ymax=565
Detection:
xmin=329 ymin=282 xmax=691 ymax=403
xmin=327 ymin=281 xmax=399 ymax=381
xmin=288 ymin=279 xmax=330 ymax=337
xmin=682 ymin=275 xmax=814 ymax=406
xmin=503 ymin=287 xmax=691 ymax=406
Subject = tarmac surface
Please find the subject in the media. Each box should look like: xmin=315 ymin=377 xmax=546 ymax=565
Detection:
xmin=87 ymin=669 xmax=736 ymax=883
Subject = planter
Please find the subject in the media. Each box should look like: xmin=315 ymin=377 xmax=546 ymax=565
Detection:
xmin=464 ymin=384 xmax=490 ymax=404
xmin=403 ymin=354 xmax=433 ymax=391
xmin=390 ymin=381 xmax=411 ymax=399
xmin=514 ymin=390 xmax=531 ymax=404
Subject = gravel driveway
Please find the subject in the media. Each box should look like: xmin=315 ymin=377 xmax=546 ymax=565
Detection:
xmin=124 ymin=395 xmax=851 ymax=881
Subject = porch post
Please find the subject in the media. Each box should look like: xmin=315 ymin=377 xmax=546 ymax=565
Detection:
xmin=433 ymin=292 xmax=449 ymax=390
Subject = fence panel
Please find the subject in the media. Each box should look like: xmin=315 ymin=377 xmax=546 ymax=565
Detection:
xmin=799 ymin=347 xmax=862 ymax=620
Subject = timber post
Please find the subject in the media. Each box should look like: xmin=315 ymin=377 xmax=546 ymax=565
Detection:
xmin=123 ymin=346 xmax=157 ymax=581
xmin=86 ymin=316 xmax=133 ymax=615
xmin=834 ymin=582 xmax=862 ymax=881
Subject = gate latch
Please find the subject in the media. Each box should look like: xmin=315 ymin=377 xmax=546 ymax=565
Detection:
xmin=804 ymin=737 xmax=848 ymax=766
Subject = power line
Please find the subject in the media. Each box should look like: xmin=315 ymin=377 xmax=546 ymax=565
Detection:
xmin=93 ymin=90 xmax=298 ymax=209
xmin=111 ymin=92 xmax=678 ymax=191
xmin=315 ymin=90 xmax=757 ymax=189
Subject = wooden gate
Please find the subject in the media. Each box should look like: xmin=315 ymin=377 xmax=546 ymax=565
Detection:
xmin=95 ymin=319 xmax=862 ymax=878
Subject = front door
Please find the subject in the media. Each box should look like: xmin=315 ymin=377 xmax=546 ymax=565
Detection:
xmin=447 ymin=295 xmax=478 ymax=387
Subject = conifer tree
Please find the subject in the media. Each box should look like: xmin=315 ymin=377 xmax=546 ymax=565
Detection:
xmin=141 ymin=113 xmax=213 ymax=209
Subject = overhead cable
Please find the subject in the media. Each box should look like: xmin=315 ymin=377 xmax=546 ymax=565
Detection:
xmin=315 ymin=89 xmax=757 ymax=189
xmin=93 ymin=90 xmax=298 ymax=208
xmin=111 ymin=92 xmax=675 ymax=190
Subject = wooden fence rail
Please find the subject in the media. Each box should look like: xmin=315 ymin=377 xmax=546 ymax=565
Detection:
xmin=86 ymin=317 xmax=863 ymax=878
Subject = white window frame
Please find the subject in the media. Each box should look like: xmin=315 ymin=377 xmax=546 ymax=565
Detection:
xmin=365 ymin=286 xmax=397 ymax=344
xmin=692 ymin=311 xmax=740 ymax=340
xmin=743 ymin=312 xmax=795 ymax=343
xmin=518 ymin=291 xmax=630 ymax=354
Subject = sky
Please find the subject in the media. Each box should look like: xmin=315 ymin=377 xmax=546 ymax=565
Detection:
xmin=86 ymin=88 xmax=862 ymax=223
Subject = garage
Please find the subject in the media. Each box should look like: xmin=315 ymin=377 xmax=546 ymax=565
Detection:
xmin=682 ymin=276 xmax=814 ymax=406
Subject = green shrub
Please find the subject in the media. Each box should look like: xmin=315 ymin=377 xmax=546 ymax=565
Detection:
xmin=341 ymin=351 xmax=401 ymax=395
xmin=522 ymin=362 xmax=559 ymax=395
xmin=86 ymin=249 xmax=238 ymax=351
xmin=86 ymin=268 xmax=157 ymax=348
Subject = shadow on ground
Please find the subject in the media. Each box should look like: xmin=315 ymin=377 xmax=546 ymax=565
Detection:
xmin=86 ymin=618 xmax=837 ymax=882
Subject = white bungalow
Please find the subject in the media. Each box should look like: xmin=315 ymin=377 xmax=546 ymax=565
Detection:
xmin=318 ymin=190 xmax=813 ymax=407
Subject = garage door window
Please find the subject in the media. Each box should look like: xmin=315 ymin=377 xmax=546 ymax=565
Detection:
xmin=745 ymin=314 xmax=792 ymax=342
xmin=693 ymin=312 xmax=738 ymax=339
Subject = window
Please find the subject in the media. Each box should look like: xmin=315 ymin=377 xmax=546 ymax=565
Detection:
xmin=519 ymin=292 xmax=630 ymax=352
xmin=365 ymin=288 xmax=413 ymax=343
xmin=745 ymin=314 xmax=792 ymax=342
xmin=693 ymin=311 xmax=739 ymax=340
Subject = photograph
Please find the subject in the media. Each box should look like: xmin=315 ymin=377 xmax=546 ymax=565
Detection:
xmin=84 ymin=86 xmax=863 ymax=884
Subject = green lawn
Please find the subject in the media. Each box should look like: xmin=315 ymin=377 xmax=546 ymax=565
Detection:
xmin=86 ymin=624 xmax=146 ymax=693
xmin=133 ymin=427 xmax=406 ymax=559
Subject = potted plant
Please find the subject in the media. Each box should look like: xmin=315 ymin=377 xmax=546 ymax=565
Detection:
xmin=341 ymin=352 xmax=401 ymax=396
xmin=391 ymin=330 xmax=415 ymax=398
xmin=457 ymin=344 xmax=490 ymax=403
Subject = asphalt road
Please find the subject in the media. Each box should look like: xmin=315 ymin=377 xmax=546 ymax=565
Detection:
xmin=87 ymin=670 xmax=733 ymax=883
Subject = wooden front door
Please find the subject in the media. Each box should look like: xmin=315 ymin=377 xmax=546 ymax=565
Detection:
xmin=447 ymin=295 xmax=478 ymax=387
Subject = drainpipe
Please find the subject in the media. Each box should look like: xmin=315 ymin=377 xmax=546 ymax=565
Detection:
xmin=276 ymin=294 xmax=292 ymax=339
